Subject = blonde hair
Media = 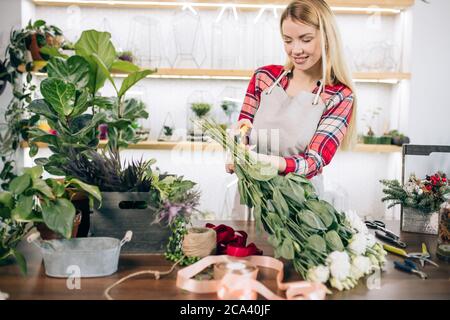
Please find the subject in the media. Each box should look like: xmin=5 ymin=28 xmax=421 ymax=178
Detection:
xmin=280 ymin=0 xmax=357 ymax=150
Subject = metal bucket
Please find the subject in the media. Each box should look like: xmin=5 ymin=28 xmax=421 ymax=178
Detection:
xmin=27 ymin=231 xmax=132 ymax=278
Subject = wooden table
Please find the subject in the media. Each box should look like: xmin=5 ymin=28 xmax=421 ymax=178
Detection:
xmin=0 ymin=220 xmax=449 ymax=300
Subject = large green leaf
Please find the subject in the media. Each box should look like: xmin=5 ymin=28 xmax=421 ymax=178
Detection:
xmin=307 ymin=234 xmax=327 ymax=254
xmin=23 ymin=166 xmax=43 ymax=180
xmin=90 ymin=52 xmax=118 ymax=93
xmin=111 ymin=59 xmax=140 ymax=73
xmin=74 ymin=30 xmax=116 ymax=94
xmin=304 ymin=199 xmax=335 ymax=228
xmin=9 ymin=174 xmax=31 ymax=195
xmin=32 ymin=178 xmax=55 ymax=200
xmin=325 ymin=230 xmax=345 ymax=251
xmin=40 ymin=78 xmax=76 ymax=116
xmin=46 ymin=56 xmax=90 ymax=90
xmin=11 ymin=195 xmax=34 ymax=221
xmin=71 ymin=88 xmax=89 ymax=117
xmin=297 ymin=209 xmax=327 ymax=231
xmin=41 ymin=198 xmax=76 ymax=239
xmin=280 ymin=238 xmax=295 ymax=260
xmin=246 ymin=162 xmax=278 ymax=182
xmin=118 ymin=69 xmax=153 ymax=98
xmin=0 ymin=192 xmax=13 ymax=209
xmin=72 ymin=112 xmax=106 ymax=138
xmin=66 ymin=178 xmax=102 ymax=206
xmin=28 ymin=99 xmax=58 ymax=120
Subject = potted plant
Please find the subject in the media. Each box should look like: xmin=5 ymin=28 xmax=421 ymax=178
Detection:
xmin=0 ymin=165 xmax=101 ymax=273
xmin=220 ymin=99 xmax=238 ymax=126
xmin=362 ymin=127 xmax=378 ymax=144
xmin=27 ymin=30 xmax=196 ymax=253
xmin=388 ymin=130 xmax=411 ymax=146
xmin=378 ymin=134 xmax=392 ymax=145
xmin=380 ymin=172 xmax=449 ymax=234
xmin=24 ymin=20 xmax=64 ymax=63
xmin=189 ymin=102 xmax=212 ymax=142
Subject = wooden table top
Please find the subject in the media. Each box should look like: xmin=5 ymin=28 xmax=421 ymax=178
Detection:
xmin=0 ymin=220 xmax=449 ymax=300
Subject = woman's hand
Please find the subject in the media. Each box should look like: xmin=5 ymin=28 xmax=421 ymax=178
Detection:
xmin=225 ymin=119 xmax=253 ymax=174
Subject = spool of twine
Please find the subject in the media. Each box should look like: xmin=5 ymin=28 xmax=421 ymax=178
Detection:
xmin=182 ymin=227 xmax=216 ymax=258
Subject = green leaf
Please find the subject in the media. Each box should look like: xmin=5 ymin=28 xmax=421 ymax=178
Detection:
xmin=123 ymin=98 xmax=149 ymax=121
xmin=280 ymin=238 xmax=295 ymax=260
xmin=23 ymin=166 xmax=43 ymax=180
xmin=33 ymin=19 xmax=46 ymax=28
xmin=12 ymin=249 xmax=27 ymax=275
xmin=40 ymin=78 xmax=76 ymax=116
xmin=297 ymin=209 xmax=327 ymax=231
xmin=9 ymin=174 xmax=31 ymax=195
xmin=71 ymin=88 xmax=89 ymax=117
xmin=47 ymin=56 xmax=90 ymax=90
xmin=66 ymin=178 xmax=102 ymax=207
xmin=39 ymin=46 xmax=68 ymax=59
xmin=75 ymin=30 xmax=116 ymax=93
xmin=46 ymin=179 xmax=66 ymax=198
xmin=90 ymin=52 xmax=118 ymax=94
xmin=28 ymin=99 xmax=57 ymax=120
xmin=72 ymin=112 xmax=106 ymax=138
xmin=118 ymin=69 xmax=153 ymax=98
xmin=29 ymin=143 xmax=38 ymax=158
xmin=111 ymin=59 xmax=140 ymax=73
xmin=11 ymin=195 xmax=34 ymax=221
xmin=0 ymin=192 xmax=14 ymax=209
xmin=272 ymin=189 xmax=289 ymax=217
xmin=304 ymin=199 xmax=335 ymax=228
xmin=41 ymin=198 xmax=76 ymax=239
xmin=306 ymin=234 xmax=327 ymax=254
xmin=32 ymin=178 xmax=55 ymax=200
xmin=325 ymin=230 xmax=345 ymax=251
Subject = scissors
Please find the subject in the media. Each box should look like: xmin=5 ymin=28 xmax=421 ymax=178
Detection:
xmin=374 ymin=230 xmax=407 ymax=248
xmin=365 ymin=220 xmax=400 ymax=240
xmin=383 ymin=243 xmax=439 ymax=268
xmin=394 ymin=259 xmax=427 ymax=279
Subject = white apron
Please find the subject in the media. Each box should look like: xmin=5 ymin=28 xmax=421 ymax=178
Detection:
xmin=249 ymin=68 xmax=327 ymax=195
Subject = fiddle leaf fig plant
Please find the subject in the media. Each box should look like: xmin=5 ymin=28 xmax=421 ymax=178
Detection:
xmin=27 ymin=29 xmax=153 ymax=176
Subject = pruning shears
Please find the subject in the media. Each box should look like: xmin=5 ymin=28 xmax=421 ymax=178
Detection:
xmin=383 ymin=243 xmax=439 ymax=268
xmin=394 ymin=259 xmax=427 ymax=279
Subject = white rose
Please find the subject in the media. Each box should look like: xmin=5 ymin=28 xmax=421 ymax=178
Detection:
xmin=306 ymin=265 xmax=330 ymax=283
xmin=327 ymin=251 xmax=351 ymax=281
xmin=344 ymin=210 xmax=368 ymax=234
xmin=348 ymin=233 xmax=368 ymax=255
xmin=329 ymin=278 xmax=344 ymax=291
xmin=351 ymin=256 xmax=372 ymax=279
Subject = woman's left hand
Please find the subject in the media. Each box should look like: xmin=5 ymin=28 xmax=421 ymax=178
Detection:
xmin=248 ymin=151 xmax=287 ymax=173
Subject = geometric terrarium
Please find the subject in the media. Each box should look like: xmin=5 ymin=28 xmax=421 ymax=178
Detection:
xmin=158 ymin=112 xmax=178 ymax=142
xmin=215 ymin=86 xmax=243 ymax=129
xmin=186 ymin=90 xmax=214 ymax=142
xmin=127 ymin=16 xmax=165 ymax=68
xmin=171 ymin=9 xmax=207 ymax=68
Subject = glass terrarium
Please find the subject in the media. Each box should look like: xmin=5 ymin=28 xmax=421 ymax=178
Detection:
xmin=127 ymin=16 xmax=165 ymax=68
xmin=171 ymin=8 xmax=207 ymax=68
xmin=186 ymin=91 xmax=214 ymax=142
xmin=211 ymin=6 xmax=243 ymax=69
xmin=158 ymin=112 xmax=178 ymax=142
xmin=252 ymin=8 xmax=285 ymax=68
xmin=215 ymin=86 xmax=243 ymax=130
xmin=353 ymin=40 xmax=400 ymax=72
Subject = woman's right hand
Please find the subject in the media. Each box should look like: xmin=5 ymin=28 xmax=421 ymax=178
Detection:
xmin=225 ymin=119 xmax=253 ymax=174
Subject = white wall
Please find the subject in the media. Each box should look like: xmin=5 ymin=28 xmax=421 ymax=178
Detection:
xmin=409 ymin=0 xmax=450 ymax=145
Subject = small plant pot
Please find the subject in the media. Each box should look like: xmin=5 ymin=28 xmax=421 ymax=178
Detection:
xmin=36 ymin=211 xmax=82 ymax=240
xmin=401 ymin=206 xmax=438 ymax=235
xmin=392 ymin=136 xmax=403 ymax=146
xmin=363 ymin=135 xmax=377 ymax=144
xmin=379 ymin=135 xmax=392 ymax=145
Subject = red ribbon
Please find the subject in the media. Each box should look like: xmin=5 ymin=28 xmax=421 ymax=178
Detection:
xmin=205 ymin=223 xmax=263 ymax=257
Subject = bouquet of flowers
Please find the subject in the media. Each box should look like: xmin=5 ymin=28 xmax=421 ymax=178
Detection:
xmin=380 ymin=172 xmax=449 ymax=214
xmin=202 ymin=119 xmax=387 ymax=291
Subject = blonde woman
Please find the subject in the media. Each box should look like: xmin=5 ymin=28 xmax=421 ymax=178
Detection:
xmin=227 ymin=0 xmax=356 ymax=198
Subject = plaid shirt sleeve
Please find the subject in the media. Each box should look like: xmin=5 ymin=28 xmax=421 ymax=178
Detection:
xmin=283 ymin=86 xmax=354 ymax=178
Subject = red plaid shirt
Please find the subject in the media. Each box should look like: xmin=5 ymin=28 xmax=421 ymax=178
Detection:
xmin=238 ymin=65 xmax=354 ymax=178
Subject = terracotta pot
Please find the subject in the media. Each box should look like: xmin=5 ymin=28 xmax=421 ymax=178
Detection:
xmin=27 ymin=32 xmax=56 ymax=61
xmin=36 ymin=211 xmax=82 ymax=240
